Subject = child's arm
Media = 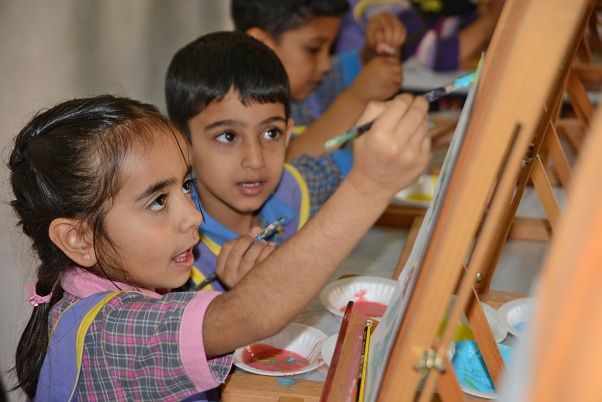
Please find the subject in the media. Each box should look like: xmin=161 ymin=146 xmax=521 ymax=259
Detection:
xmin=204 ymin=93 xmax=430 ymax=357
xmin=214 ymin=228 xmax=276 ymax=289
xmin=285 ymin=55 xmax=403 ymax=160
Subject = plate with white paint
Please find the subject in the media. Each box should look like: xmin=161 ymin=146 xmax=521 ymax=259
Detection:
xmin=497 ymin=297 xmax=535 ymax=338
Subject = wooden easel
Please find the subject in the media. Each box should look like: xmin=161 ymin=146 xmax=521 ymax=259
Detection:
xmin=375 ymin=0 xmax=592 ymax=401
xmin=221 ymin=0 xmax=593 ymax=400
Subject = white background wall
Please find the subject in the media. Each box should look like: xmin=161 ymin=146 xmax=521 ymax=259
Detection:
xmin=0 ymin=2 xmax=231 ymax=400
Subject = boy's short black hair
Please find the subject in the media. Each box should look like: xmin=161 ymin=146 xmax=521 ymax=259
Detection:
xmin=231 ymin=0 xmax=350 ymax=41
xmin=165 ymin=31 xmax=290 ymax=141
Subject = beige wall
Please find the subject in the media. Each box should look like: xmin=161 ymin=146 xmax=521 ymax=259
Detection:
xmin=0 ymin=1 xmax=231 ymax=399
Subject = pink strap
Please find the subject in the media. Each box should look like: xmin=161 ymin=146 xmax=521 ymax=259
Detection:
xmin=25 ymin=283 xmax=52 ymax=306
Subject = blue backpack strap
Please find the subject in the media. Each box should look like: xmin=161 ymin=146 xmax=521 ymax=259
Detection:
xmin=35 ymin=291 xmax=123 ymax=402
xmin=278 ymin=165 xmax=310 ymax=240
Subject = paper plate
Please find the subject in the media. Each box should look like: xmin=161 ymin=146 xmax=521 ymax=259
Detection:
xmin=320 ymin=333 xmax=338 ymax=366
xmin=440 ymin=295 xmax=507 ymax=343
xmin=448 ymin=340 xmax=515 ymax=399
xmin=234 ymin=323 xmax=327 ymax=376
xmin=497 ymin=297 xmax=535 ymax=338
xmin=320 ymin=276 xmax=398 ymax=320
xmin=391 ymin=174 xmax=438 ymax=207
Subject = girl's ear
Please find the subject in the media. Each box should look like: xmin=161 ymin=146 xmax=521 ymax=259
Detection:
xmin=48 ymin=218 xmax=97 ymax=267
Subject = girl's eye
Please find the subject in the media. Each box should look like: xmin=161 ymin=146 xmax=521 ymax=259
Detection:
xmin=149 ymin=195 xmax=167 ymax=212
xmin=216 ymin=131 xmax=236 ymax=143
xmin=263 ymin=128 xmax=282 ymax=141
xmin=307 ymin=46 xmax=321 ymax=54
xmin=182 ymin=178 xmax=196 ymax=195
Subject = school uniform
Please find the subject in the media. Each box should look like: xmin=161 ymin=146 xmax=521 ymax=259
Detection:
xmin=188 ymin=149 xmax=353 ymax=292
xmin=39 ymin=267 xmax=229 ymax=401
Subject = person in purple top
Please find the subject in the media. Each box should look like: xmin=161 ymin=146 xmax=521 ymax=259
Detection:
xmin=336 ymin=0 xmax=505 ymax=72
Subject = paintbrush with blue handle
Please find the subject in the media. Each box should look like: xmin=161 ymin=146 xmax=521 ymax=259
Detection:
xmin=193 ymin=217 xmax=285 ymax=291
xmin=323 ymin=71 xmax=476 ymax=150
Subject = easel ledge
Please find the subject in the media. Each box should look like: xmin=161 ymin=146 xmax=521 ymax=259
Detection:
xmin=221 ymin=290 xmax=525 ymax=402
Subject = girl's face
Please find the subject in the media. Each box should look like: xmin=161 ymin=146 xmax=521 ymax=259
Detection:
xmin=103 ymin=130 xmax=203 ymax=291
xmin=264 ymin=16 xmax=342 ymax=101
xmin=187 ymin=90 xmax=291 ymax=232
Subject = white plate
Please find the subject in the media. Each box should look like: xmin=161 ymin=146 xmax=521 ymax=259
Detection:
xmin=320 ymin=333 xmax=338 ymax=366
xmin=320 ymin=276 xmax=398 ymax=320
xmin=497 ymin=297 xmax=535 ymax=338
xmin=391 ymin=174 xmax=438 ymax=207
xmin=481 ymin=303 xmax=508 ymax=343
xmin=448 ymin=340 xmax=515 ymax=399
xmin=233 ymin=323 xmax=327 ymax=376
xmin=442 ymin=296 xmax=507 ymax=343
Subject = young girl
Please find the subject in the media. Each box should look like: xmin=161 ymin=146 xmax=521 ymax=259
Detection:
xmin=9 ymin=93 xmax=429 ymax=400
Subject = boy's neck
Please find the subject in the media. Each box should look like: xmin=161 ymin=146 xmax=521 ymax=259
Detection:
xmin=204 ymin=203 xmax=260 ymax=235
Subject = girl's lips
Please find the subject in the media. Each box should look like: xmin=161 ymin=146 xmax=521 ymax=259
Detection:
xmin=173 ymin=249 xmax=194 ymax=267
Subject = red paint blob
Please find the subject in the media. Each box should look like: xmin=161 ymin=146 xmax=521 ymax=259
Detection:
xmin=242 ymin=343 xmax=310 ymax=372
xmin=340 ymin=300 xmax=387 ymax=317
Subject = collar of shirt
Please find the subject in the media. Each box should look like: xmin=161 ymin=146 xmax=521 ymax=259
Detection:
xmin=199 ymin=193 xmax=296 ymax=245
xmin=61 ymin=266 xmax=161 ymax=299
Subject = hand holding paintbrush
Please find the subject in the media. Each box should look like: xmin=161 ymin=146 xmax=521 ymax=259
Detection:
xmin=324 ymin=71 xmax=477 ymax=150
xmin=193 ymin=217 xmax=284 ymax=291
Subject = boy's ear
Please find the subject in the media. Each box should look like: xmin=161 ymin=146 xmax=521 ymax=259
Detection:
xmin=246 ymin=27 xmax=276 ymax=49
xmin=285 ymin=118 xmax=294 ymax=148
xmin=48 ymin=218 xmax=97 ymax=267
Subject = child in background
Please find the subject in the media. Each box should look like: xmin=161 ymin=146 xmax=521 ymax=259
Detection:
xmin=336 ymin=0 xmax=505 ymax=72
xmin=231 ymin=0 xmax=406 ymax=160
xmin=8 ymin=91 xmax=429 ymax=398
xmin=165 ymin=31 xmax=354 ymax=292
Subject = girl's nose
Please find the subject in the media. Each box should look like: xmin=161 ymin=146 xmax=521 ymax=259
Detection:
xmin=181 ymin=195 xmax=204 ymax=233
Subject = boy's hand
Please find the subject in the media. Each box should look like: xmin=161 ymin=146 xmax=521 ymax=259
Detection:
xmin=364 ymin=12 xmax=406 ymax=59
xmin=350 ymin=93 xmax=430 ymax=197
xmin=215 ymin=227 xmax=276 ymax=289
xmin=350 ymin=56 xmax=403 ymax=103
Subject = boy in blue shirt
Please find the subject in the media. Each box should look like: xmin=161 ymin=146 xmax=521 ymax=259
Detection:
xmin=230 ymin=0 xmax=407 ymax=160
xmin=166 ymin=30 xmax=433 ymax=293
xmin=166 ymin=31 xmax=358 ymax=292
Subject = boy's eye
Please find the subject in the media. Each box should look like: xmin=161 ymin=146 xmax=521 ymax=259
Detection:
xmin=149 ymin=195 xmax=167 ymax=212
xmin=307 ymin=46 xmax=321 ymax=54
xmin=182 ymin=178 xmax=196 ymax=195
xmin=216 ymin=131 xmax=236 ymax=143
xmin=263 ymin=128 xmax=282 ymax=141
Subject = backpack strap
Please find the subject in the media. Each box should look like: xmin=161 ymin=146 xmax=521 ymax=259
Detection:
xmin=35 ymin=291 xmax=124 ymax=402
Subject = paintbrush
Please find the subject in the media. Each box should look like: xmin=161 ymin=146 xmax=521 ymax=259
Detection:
xmin=192 ymin=216 xmax=285 ymax=291
xmin=323 ymin=71 xmax=476 ymax=150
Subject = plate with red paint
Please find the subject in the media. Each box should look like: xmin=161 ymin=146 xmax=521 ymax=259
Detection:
xmin=320 ymin=276 xmax=397 ymax=320
xmin=233 ymin=322 xmax=327 ymax=376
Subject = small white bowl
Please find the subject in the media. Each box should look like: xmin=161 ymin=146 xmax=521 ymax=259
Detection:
xmin=320 ymin=333 xmax=338 ymax=366
xmin=391 ymin=174 xmax=438 ymax=207
xmin=233 ymin=323 xmax=327 ymax=376
xmin=497 ymin=297 xmax=535 ymax=338
xmin=320 ymin=276 xmax=398 ymax=320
